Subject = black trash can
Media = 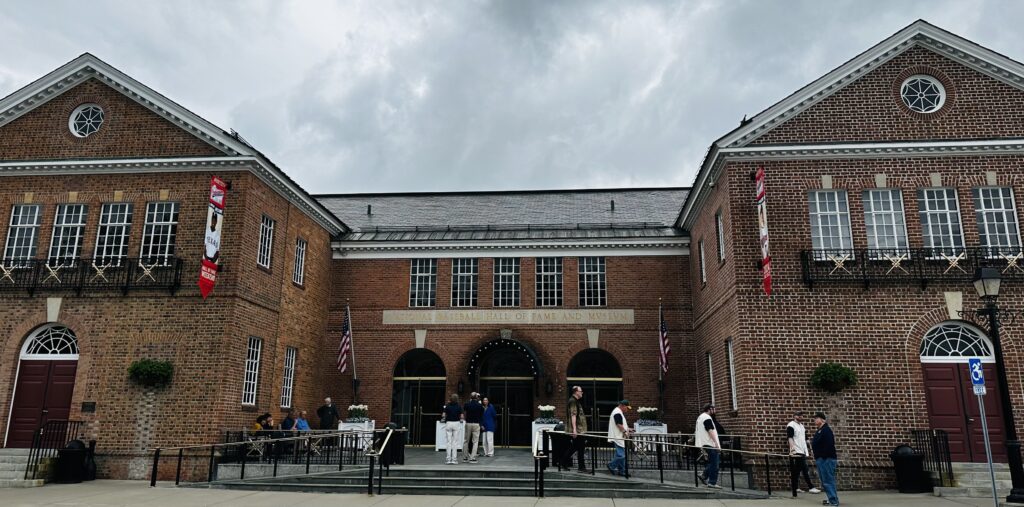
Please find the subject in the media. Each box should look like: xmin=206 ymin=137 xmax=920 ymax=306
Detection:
xmin=890 ymin=444 xmax=932 ymax=493
xmin=55 ymin=439 xmax=88 ymax=484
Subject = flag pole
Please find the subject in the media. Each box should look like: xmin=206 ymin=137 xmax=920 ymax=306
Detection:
xmin=658 ymin=298 xmax=666 ymax=416
xmin=346 ymin=299 xmax=360 ymax=403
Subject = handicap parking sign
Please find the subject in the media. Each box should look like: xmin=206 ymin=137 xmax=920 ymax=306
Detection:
xmin=969 ymin=358 xmax=987 ymax=395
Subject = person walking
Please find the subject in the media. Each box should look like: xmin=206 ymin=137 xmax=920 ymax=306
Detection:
xmin=317 ymin=397 xmax=340 ymax=430
xmin=463 ymin=392 xmax=484 ymax=463
xmin=787 ymin=411 xmax=821 ymax=496
xmin=812 ymin=412 xmax=839 ymax=506
xmin=442 ymin=394 xmax=464 ymax=465
xmin=481 ymin=397 xmax=497 ymax=457
xmin=561 ymin=385 xmax=589 ymax=471
xmin=695 ymin=403 xmax=722 ymax=489
xmin=606 ymin=400 xmax=632 ymax=476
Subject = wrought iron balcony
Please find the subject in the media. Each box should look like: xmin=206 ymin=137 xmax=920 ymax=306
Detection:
xmin=0 ymin=257 xmax=184 ymax=296
xmin=801 ymin=248 xmax=1024 ymax=289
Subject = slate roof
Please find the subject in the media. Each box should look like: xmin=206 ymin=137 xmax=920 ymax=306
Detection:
xmin=315 ymin=188 xmax=689 ymax=241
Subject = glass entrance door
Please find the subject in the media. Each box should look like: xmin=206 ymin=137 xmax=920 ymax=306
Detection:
xmin=567 ymin=349 xmax=623 ymax=434
xmin=479 ymin=377 xmax=533 ymax=447
xmin=392 ymin=378 xmax=446 ymax=446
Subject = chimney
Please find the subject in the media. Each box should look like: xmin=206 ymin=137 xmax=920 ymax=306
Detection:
xmin=367 ymin=204 xmax=372 ymax=215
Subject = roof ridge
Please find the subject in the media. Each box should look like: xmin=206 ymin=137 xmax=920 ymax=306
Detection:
xmin=315 ymin=187 xmax=689 ymax=198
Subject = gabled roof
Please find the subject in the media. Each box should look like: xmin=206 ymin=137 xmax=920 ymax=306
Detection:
xmin=317 ymin=188 xmax=688 ymax=241
xmin=0 ymin=53 xmax=347 ymax=235
xmin=677 ymin=20 xmax=1024 ymax=228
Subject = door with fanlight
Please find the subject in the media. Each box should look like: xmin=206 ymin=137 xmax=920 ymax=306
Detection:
xmin=391 ymin=349 xmax=446 ymax=446
xmin=566 ymin=349 xmax=623 ymax=433
xmin=6 ymin=325 xmax=80 ymax=448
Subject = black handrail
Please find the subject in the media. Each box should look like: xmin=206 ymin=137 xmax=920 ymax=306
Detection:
xmin=911 ymin=428 xmax=955 ymax=487
xmin=0 ymin=257 xmax=184 ymax=295
xmin=24 ymin=419 xmax=83 ymax=480
xmin=366 ymin=427 xmax=406 ymax=496
xmin=802 ymin=247 xmax=1024 ymax=289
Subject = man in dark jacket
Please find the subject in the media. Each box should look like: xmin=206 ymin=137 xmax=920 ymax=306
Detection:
xmin=811 ymin=412 xmax=839 ymax=506
xmin=317 ymin=397 xmax=341 ymax=430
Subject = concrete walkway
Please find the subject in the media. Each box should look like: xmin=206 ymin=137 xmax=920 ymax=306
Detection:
xmin=0 ymin=480 xmax=1002 ymax=506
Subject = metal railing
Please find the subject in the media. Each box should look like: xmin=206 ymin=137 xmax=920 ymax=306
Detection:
xmin=365 ymin=427 xmax=405 ymax=495
xmin=534 ymin=429 xmax=792 ymax=498
xmin=801 ymin=247 xmax=1024 ymax=289
xmin=149 ymin=428 xmax=397 ymax=487
xmin=0 ymin=257 xmax=184 ymax=295
xmin=25 ymin=419 xmax=83 ymax=480
xmin=911 ymin=429 xmax=954 ymax=487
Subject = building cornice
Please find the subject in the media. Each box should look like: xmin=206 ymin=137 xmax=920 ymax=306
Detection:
xmin=0 ymin=156 xmax=346 ymax=235
xmin=332 ymin=237 xmax=690 ymax=259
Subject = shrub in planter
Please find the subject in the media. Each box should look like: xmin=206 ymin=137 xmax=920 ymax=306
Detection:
xmin=128 ymin=359 xmax=174 ymax=388
xmin=810 ymin=362 xmax=858 ymax=394
xmin=536 ymin=405 xmax=559 ymax=423
xmin=346 ymin=404 xmax=369 ymax=422
xmin=636 ymin=407 xmax=662 ymax=426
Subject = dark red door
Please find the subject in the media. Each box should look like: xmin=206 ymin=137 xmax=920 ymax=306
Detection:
xmin=922 ymin=363 xmax=1007 ymax=463
xmin=6 ymin=360 xmax=77 ymax=448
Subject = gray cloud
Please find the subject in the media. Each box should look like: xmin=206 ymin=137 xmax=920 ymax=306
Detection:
xmin=1 ymin=1 xmax=1021 ymax=193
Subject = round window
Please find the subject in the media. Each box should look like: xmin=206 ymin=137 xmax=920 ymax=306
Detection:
xmin=68 ymin=104 xmax=104 ymax=137
xmin=900 ymin=75 xmax=946 ymax=114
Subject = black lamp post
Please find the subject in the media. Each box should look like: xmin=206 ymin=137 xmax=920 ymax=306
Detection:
xmin=971 ymin=267 xmax=1024 ymax=503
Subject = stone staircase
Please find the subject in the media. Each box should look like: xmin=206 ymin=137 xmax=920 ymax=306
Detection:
xmin=934 ymin=462 xmax=1012 ymax=498
xmin=206 ymin=466 xmax=765 ymax=499
xmin=0 ymin=448 xmax=44 ymax=488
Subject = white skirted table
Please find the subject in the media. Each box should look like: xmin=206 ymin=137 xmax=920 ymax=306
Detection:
xmin=338 ymin=420 xmax=375 ymax=450
xmin=435 ymin=421 xmax=465 ymax=451
xmin=532 ymin=422 xmax=558 ymax=452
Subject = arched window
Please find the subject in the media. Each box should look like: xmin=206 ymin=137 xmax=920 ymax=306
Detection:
xmin=393 ymin=349 xmax=445 ymax=378
xmin=21 ymin=324 xmax=79 ymax=360
xmin=920 ymin=322 xmax=994 ymax=363
xmin=567 ymin=349 xmax=623 ymax=379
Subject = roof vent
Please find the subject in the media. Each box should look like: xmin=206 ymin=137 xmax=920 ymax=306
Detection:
xmin=367 ymin=204 xmax=372 ymax=215
xmin=610 ymin=200 xmax=615 ymax=212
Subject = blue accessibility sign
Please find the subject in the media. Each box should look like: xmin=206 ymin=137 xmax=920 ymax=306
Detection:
xmin=969 ymin=358 xmax=985 ymax=386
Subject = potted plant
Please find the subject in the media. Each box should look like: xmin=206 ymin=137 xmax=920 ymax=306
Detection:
xmin=634 ymin=406 xmax=668 ymax=435
xmin=346 ymin=404 xmax=369 ymax=422
xmin=810 ymin=362 xmax=858 ymax=440
xmin=127 ymin=359 xmax=173 ymax=388
xmin=532 ymin=405 xmax=560 ymax=451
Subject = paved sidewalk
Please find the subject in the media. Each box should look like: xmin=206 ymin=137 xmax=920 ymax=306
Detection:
xmin=0 ymin=480 xmax=1002 ymax=506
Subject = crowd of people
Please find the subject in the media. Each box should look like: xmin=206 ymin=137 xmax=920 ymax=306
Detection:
xmin=440 ymin=392 xmax=498 ymax=464
xmin=249 ymin=397 xmax=345 ymax=436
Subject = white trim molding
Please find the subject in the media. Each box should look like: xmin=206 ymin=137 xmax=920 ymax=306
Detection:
xmin=333 ymin=237 xmax=689 ymax=259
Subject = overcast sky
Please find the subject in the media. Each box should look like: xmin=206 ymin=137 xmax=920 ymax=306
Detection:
xmin=1 ymin=1 xmax=1019 ymax=194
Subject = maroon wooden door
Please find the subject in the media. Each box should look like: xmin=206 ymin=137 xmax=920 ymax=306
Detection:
xmin=922 ymin=363 xmax=1007 ymax=463
xmin=6 ymin=360 xmax=77 ymax=448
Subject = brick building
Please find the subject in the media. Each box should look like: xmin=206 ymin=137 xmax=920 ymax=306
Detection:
xmin=0 ymin=20 xmax=1023 ymax=489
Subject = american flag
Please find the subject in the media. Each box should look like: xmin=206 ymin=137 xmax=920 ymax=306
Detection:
xmin=658 ymin=304 xmax=670 ymax=373
xmin=337 ymin=305 xmax=352 ymax=373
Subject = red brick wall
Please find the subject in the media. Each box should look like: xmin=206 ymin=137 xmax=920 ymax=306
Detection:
xmin=0 ymin=79 xmax=224 ymax=160
xmin=752 ymin=46 xmax=1024 ymax=145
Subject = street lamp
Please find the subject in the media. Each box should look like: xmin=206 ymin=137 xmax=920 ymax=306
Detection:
xmin=971 ymin=267 xmax=1024 ymax=503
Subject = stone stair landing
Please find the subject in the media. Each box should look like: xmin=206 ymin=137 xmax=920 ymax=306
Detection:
xmin=0 ymin=448 xmax=44 ymax=488
xmin=934 ymin=462 xmax=1011 ymax=498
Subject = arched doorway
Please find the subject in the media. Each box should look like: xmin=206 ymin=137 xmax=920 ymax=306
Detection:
xmin=566 ymin=349 xmax=623 ymax=434
xmin=391 ymin=349 xmax=446 ymax=446
xmin=920 ymin=321 xmax=1006 ymax=463
xmin=6 ymin=324 xmax=79 ymax=447
xmin=470 ymin=337 xmax=542 ymax=447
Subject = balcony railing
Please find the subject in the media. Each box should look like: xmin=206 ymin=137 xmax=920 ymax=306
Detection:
xmin=0 ymin=257 xmax=184 ymax=295
xmin=801 ymin=247 xmax=1024 ymax=289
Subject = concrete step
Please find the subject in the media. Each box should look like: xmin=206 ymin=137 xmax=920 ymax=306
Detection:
xmin=0 ymin=462 xmax=28 ymax=472
xmin=0 ymin=456 xmax=31 ymax=464
xmin=952 ymin=462 xmax=1010 ymax=472
xmin=210 ymin=481 xmax=735 ymax=499
xmin=263 ymin=475 xmax=653 ymax=489
xmin=0 ymin=470 xmax=29 ymax=480
xmin=0 ymin=448 xmax=33 ymax=456
xmin=0 ymin=479 xmax=44 ymax=488
xmin=957 ymin=470 xmax=1013 ymax=483
xmin=936 ymin=485 xmax=1012 ymax=497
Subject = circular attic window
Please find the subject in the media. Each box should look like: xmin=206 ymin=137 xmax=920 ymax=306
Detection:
xmin=900 ymin=75 xmax=946 ymax=114
xmin=69 ymin=104 xmax=104 ymax=137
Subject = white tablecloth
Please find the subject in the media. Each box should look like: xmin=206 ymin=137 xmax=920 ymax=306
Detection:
xmin=435 ymin=421 xmax=465 ymax=451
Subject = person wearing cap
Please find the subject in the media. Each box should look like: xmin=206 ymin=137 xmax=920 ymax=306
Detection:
xmin=811 ymin=412 xmax=839 ymax=506
xmin=606 ymin=400 xmax=632 ymax=476
xmin=694 ymin=403 xmax=722 ymax=489
xmin=787 ymin=411 xmax=820 ymax=496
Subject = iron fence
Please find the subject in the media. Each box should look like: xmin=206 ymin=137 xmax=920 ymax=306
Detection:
xmin=801 ymin=247 xmax=1024 ymax=289
xmin=0 ymin=257 xmax=184 ymax=295
xmin=911 ymin=428 xmax=954 ymax=487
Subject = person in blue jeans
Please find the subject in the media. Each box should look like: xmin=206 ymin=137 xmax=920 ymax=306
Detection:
xmin=606 ymin=400 xmax=631 ymax=476
xmin=695 ymin=404 xmax=722 ymax=488
xmin=812 ymin=412 xmax=839 ymax=506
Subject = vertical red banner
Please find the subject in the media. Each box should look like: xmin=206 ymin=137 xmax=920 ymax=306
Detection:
xmin=199 ymin=176 xmax=226 ymax=299
xmin=755 ymin=166 xmax=772 ymax=296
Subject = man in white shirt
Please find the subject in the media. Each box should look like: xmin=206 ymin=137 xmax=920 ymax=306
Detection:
xmin=787 ymin=411 xmax=821 ymax=496
xmin=606 ymin=400 xmax=632 ymax=476
xmin=695 ymin=403 xmax=721 ymax=489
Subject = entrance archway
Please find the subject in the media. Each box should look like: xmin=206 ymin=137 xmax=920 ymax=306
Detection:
xmin=919 ymin=321 xmax=1006 ymax=463
xmin=567 ymin=349 xmax=623 ymax=433
xmin=391 ymin=349 xmax=446 ymax=446
xmin=470 ymin=337 xmax=542 ymax=447
xmin=6 ymin=324 xmax=79 ymax=447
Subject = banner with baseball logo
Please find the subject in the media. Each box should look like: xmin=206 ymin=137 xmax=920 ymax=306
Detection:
xmin=199 ymin=176 xmax=226 ymax=299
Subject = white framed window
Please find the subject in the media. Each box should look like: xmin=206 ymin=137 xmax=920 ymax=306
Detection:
xmin=900 ymin=75 xmax=946 ymax=114
xmin=451 ymin=258 xmax=478 ymax=307
xmin=715 ymin=211 xmax=725 ymax=262
xmin=141 ymin=202 xmax=179 ymax=265
xmin=69 ymin=104 xmax=104 ymax=137
xmin=94 ymin=203 xmax=132 ymax=266
xmin=973 ymin=187 xmax=1022 ymax=255
xmin=578 ymin=256 xmax=606 ymax=307
xmin=862 ymin=189 xmax=909 ymax=257
xmin=917 ymin=188 xmax=965 ymax=256
xmin=48 ymin=204 xmax=88 ymax=266
xmin=242 ymin=336 xmax=262 ymax=406
xmin=293 ymin=238 xmax=307 ymax=285
xmin=493 ymin=258 xmax=520 ymax=307
xmin=257 ymin=215 xmax=276 ymax=269
xmin=4 ymin=204 xmax=42 ymax=266
xmin=535 ymin=257 xmax=563 ymax=307
xmin=409 ymin=259 xmax=437 ymax=307
xmin=726 ymin=338 xmax=738 ymax=411
xmin=809 ymin=190 xmax=853 ymax=258
xmin=698 ymin=240 xmax=707 ymax=285
xmin=706 ymin=352 xmax=715 ymax=406
xmin=280 ymin=346 xmax=297 ymax=408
